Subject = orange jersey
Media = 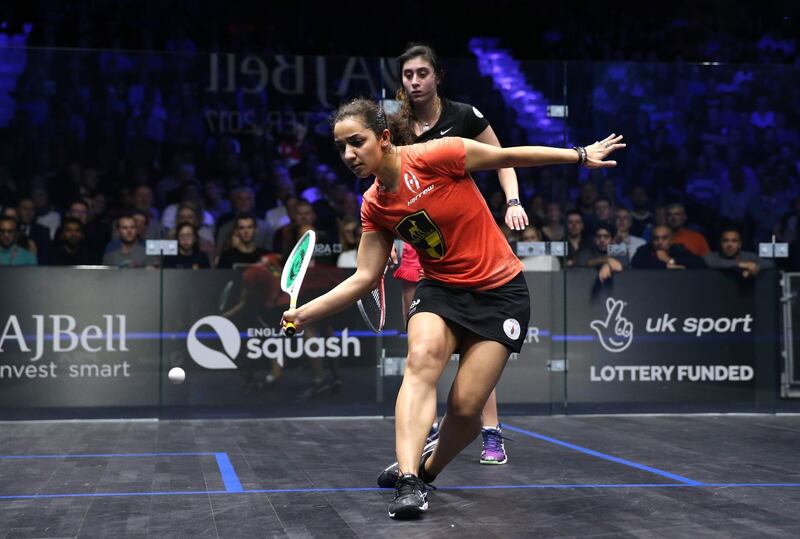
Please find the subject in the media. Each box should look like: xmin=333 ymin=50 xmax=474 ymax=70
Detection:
xmin=361 ymin=138 xmax=522 ymax=290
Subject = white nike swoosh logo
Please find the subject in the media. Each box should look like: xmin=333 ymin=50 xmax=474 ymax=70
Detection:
xmin=440 ymin=127 xmax=453 ymax=135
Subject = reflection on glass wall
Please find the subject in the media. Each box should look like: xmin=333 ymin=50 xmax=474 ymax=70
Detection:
xmin=0 ymin=46 xmax=795 ymax=416
xmin=3 ymin=49 xmax=797 ymax=272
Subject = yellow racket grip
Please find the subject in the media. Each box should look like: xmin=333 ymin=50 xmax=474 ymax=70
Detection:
xmin=285 ymin=295 xmax=298 ymax=336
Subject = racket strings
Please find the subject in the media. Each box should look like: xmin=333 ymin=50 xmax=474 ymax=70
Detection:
xmin=356 ymin=258 xmax=390 ymax=333
xmin=358 ymin=283 xmax=384 ymax=332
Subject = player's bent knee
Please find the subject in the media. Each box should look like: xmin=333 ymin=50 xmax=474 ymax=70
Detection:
xmin=404 ymin=354 xmax=439 ymax=378
xmin=445 ymin=397 xmax=484 ymax=421
xmin=405 ymin=343 xmax=448 ymax=375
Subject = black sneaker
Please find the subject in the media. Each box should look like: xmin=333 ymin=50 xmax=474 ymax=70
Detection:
xmin=388 ymin=474 xmax=428 ymax=519
xmin=377 ymin=439 xmax=437 ymax=488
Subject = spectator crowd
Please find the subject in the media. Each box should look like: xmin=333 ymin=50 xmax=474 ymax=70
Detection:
xmin=1 ymin=0 xmax=799 ymax=277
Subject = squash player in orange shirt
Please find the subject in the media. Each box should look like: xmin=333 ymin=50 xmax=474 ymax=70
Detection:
xmin=281 ymin=98 xmax=624 ymax=519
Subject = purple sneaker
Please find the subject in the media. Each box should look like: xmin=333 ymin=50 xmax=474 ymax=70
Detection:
xmin=480 ymin=425 xmax=507 ymax=465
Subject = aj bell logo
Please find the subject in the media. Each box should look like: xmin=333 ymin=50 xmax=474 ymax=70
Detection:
xmin=590 ymin=298 xmax=633 ymax=353
xmin=187 ymin=316 xmax=240 ymax=369
xmin=0 ymin=314 xmax=129 ymax=361
xmin=404 ymin=172 xmax=420 ymax=193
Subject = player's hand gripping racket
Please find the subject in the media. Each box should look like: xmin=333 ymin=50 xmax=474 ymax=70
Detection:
xmin=280 ymin=230 xmax=316 ymax=336
xmin=356 ymin=258 xmax=390 ymax=333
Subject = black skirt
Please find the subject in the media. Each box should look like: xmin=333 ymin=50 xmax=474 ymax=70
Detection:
xmin=408 ymin=272 xmax=530 ymax=353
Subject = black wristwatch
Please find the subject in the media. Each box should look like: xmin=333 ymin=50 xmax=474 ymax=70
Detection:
xmin=506 ymin=198 xmax=521 ymax=207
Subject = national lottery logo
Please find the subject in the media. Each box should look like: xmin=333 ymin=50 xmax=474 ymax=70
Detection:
xmin=590 ymin=298 xmax=633 ymax=353
xmin=187 ymin=316 xmax=240 ymax=369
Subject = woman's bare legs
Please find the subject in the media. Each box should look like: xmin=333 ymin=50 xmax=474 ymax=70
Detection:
xmin=406 ymin=280 xmax=502 ymax=451
xmin=424 ymin=335 xmax=510 ymax=476
xmin=482 ymin=389 xmax=499 ymax=426
xmin=394 ymin=312 xmax=460 ymax=475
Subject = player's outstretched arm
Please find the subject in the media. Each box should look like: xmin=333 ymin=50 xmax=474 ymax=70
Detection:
xmin=281 ymin=230 xmax=391 ymax=332
xmin=474 ymin=126 xmax=528 ymax=231
xmin=464 ymin=134 xmax=625 ymax=172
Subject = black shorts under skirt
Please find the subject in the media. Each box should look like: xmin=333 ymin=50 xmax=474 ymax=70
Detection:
xmin=407 ymin=272 xmax=530 ymax=353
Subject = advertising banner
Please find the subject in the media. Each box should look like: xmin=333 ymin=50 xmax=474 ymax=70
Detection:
xmin=0 ymin=268 xmax=160 ymax=414
xmin=562 ymin=270 xmax=775 ymax=411
xmin=160 ymin=265 xmax=384 ymax=417
xmin=0 ymin=268 xmax=780 ymax=417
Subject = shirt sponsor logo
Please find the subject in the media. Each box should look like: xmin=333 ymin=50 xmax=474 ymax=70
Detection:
xmin=395 ymin=210 xmax=446 ymax=259
xmin=404 ymin=172 xmax=420 ymax=193
xmin=407 ymin=185 xmax=434 ymax=206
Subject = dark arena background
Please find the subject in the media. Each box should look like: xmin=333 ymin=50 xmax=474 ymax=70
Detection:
xmin=1 ymin=0 xmax=800 ymax=536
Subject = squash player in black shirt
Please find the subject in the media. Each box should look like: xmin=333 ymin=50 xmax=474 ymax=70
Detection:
xmin=390 ymin=43 xmax=528 ymax=466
